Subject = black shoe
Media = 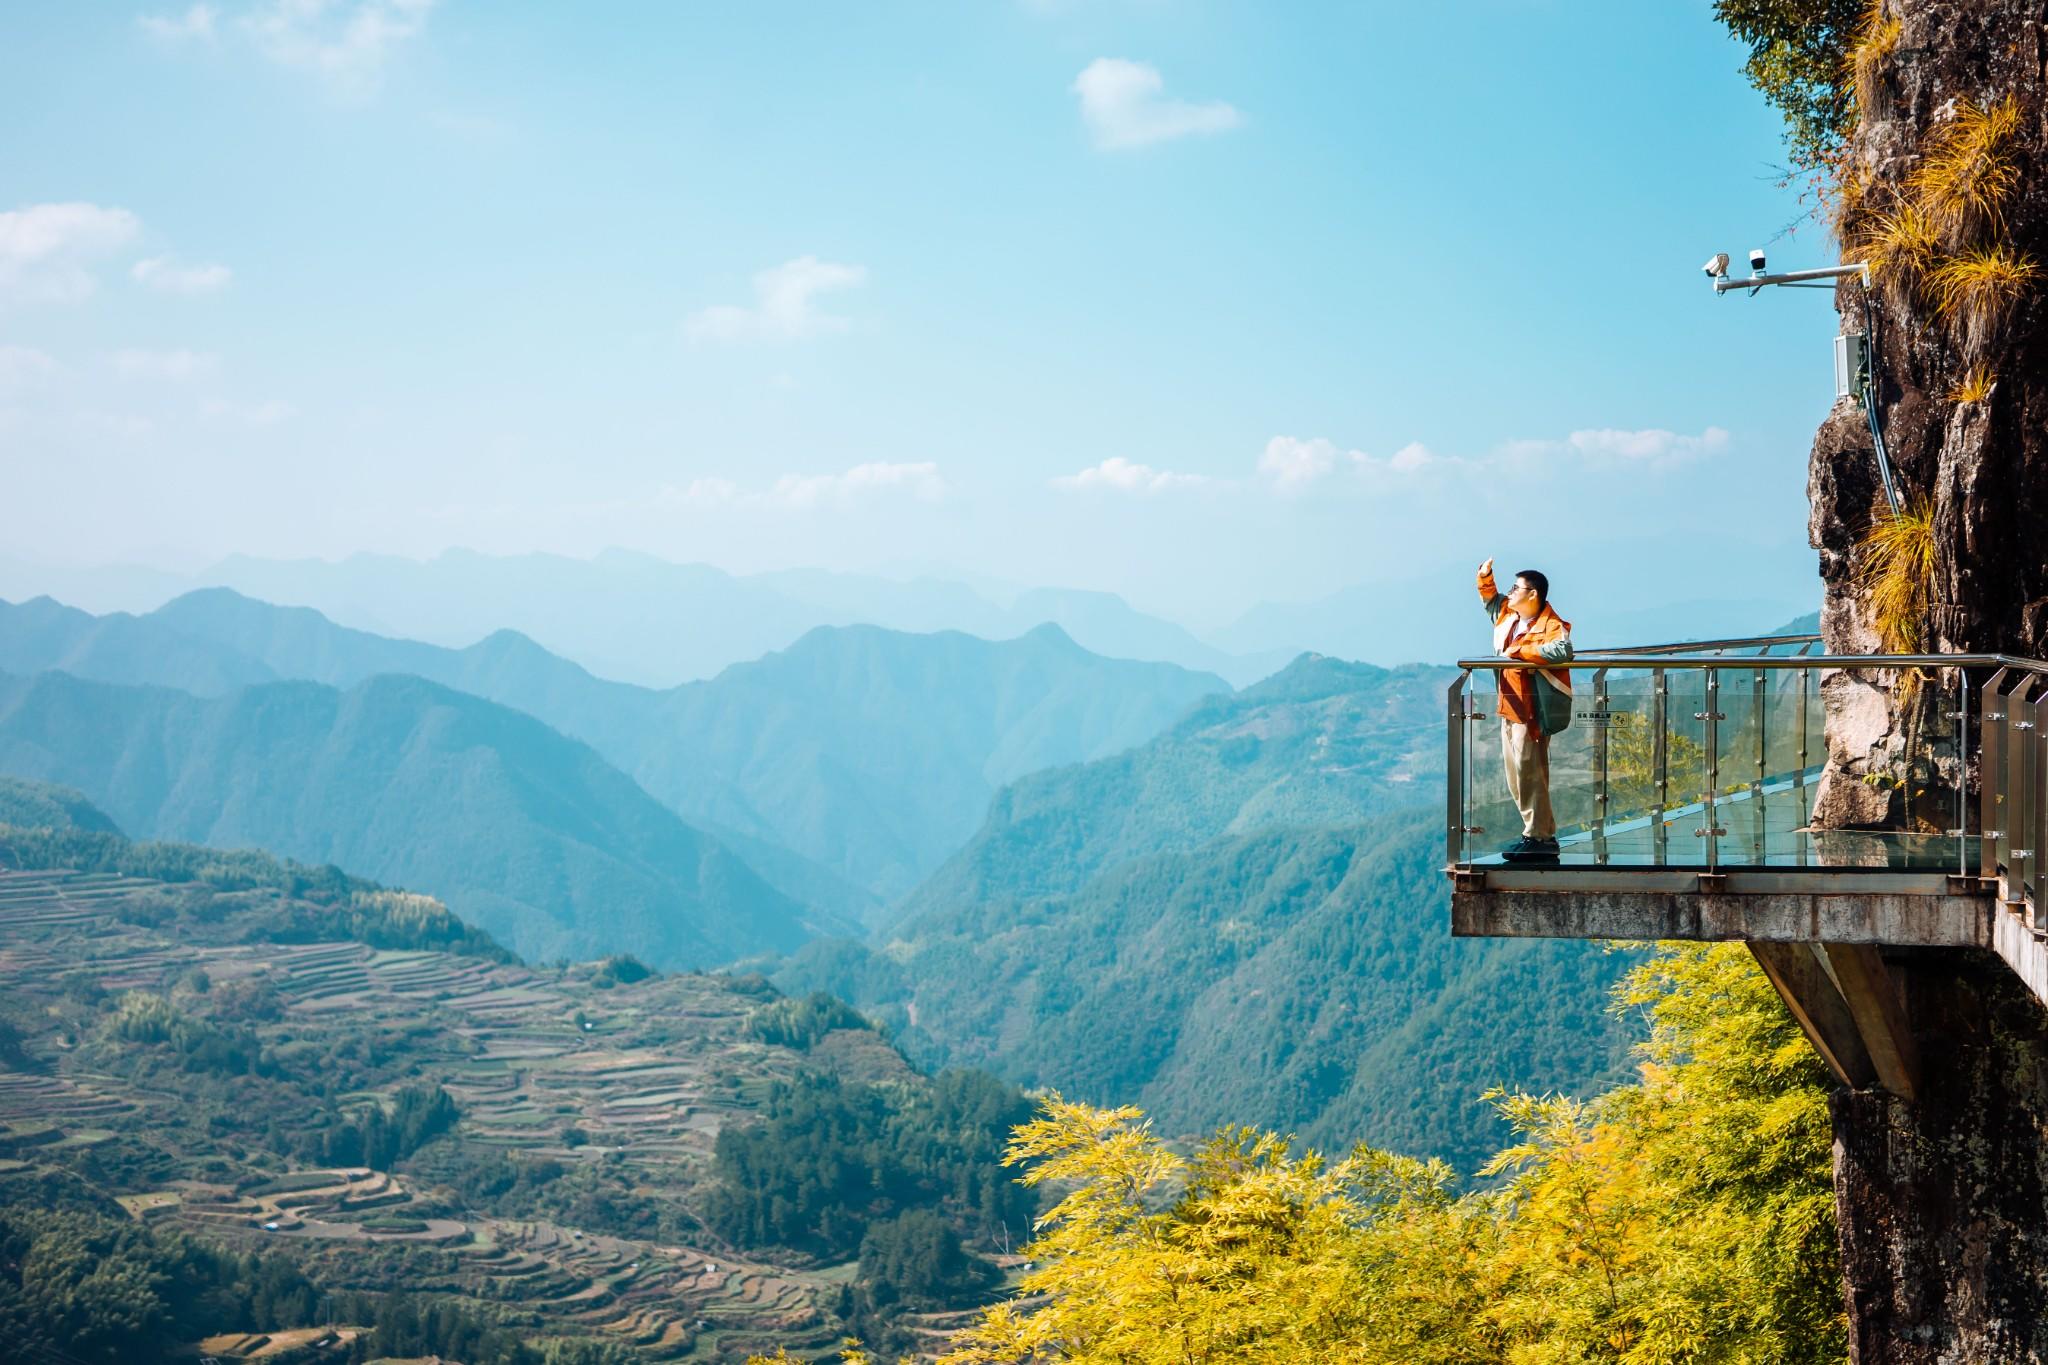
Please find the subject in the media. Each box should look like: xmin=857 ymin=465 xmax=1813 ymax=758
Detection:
xmin=1503 ymin=837 xmax=1560 ymax=864
xmin=1501 ymin=836 xmax=1540 ymax=857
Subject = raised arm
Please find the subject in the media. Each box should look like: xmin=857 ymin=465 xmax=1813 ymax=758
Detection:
xmin=1476 ymin=557 xmax=1507 ymax=619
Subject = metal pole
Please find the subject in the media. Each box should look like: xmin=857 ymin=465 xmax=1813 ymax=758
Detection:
xmin=1592 ymin=667 xmax=1609 ymax=865
xmin=1712 ymin=262 xmax=1870 ymax=292
xmin=1957 ymin=671 xmax=1971 ymax=878
xmin=1753 ymin=667 xmax=1768 ymax=865
xmin=1798 ymin=660 xmax=1812 ymax=868
xmin=1446 ymin=673 xmax=1466 ymax=869
xmin=1653 ymin=667 xmax=1668 ymax=866
xmin=1703 ymin=670 xmax=1721 ymax=871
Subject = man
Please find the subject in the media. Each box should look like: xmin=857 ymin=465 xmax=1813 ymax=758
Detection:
xmin=1477 ymin=557 xmax=1573 ymax=863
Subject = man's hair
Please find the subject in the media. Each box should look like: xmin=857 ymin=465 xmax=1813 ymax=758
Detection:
xmin=1514 ymin=569 xmax=1549 ymax=609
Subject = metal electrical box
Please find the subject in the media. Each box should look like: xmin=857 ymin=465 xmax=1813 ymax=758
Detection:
xmin=1835 ymin=332 xmax=1870 ymax=401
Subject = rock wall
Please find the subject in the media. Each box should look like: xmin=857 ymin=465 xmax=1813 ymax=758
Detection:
xmin=1812 ymin=0 xmax=2048 ymax=657
xmin=1831 ymin=950 xmax=2048 ymax=1362
xmin=1809 ymin=2 xmax=2048 ymax=1357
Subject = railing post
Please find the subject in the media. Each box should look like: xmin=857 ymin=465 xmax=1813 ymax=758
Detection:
xmin=1446 ymin=672 xmax=1468 ymax=869
xmin=1703 ymin=670 xmax=1721 ymax=872
xmin=1751 ymin=667 xmax=1768 ymax=865
xmin=1981 ymin=667 xmax=2009 ymax=883
xmin=1652 ymin=667 xmax=1668 ymax=865
xmin=1956 ymin=670 xmax=1970 ymax=879
xmin=1798 ymin=654 xmax=1812 ymax=867
xmin=1592 ymin=667 xmax=1610 ymax=866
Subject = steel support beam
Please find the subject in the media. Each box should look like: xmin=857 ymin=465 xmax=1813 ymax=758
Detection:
xmin=1817 ymin=942 xmax=1921 ymax=1102
xmin=1748 ymin=942 xmax=1878 ymax=1088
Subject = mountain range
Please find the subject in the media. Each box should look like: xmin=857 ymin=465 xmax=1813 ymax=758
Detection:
xmin=0 ymin=550 xmax=1290 ymax=688
xmin=0 ymin=590 xmax=1230 ymax=910
xmin=0 ymin=540 xmax=1817 ymax=694
xmin=0 ymin=667 xmax=813 ymax=967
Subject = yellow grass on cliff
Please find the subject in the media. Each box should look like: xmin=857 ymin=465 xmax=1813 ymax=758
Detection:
xmin=1858 ymin=498 xmax=1936 ymax=656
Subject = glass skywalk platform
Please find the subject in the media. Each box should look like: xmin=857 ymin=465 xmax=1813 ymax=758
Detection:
xmin=1445 ymin=634 xmax=2011 ymax=897
xmin=1445 ymin=633 xmax=2048 ymax=1096
xmin=1445 ymin=635 xmax=2048 ymax=994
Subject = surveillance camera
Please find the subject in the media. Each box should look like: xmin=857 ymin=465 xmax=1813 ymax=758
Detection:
xmin=1702 ymin=252 xmax=1730 ymax=278
xmin=1749 ymin=248 xmax=1767 ymax=273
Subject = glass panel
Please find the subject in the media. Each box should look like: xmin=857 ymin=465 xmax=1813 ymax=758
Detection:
xmin=1448 ymin=658 xmax=1995 ymax=874
xmin=1760 ymin=661 xmax=1822 ymax=866
xmin=2010 ymin=677 xmax=2039 ymax=894
xmin=1656 ymin=667 xmax=1713 ymax=868
xmin=1713 ymin=664 xmax=1763 ymax=867
xmin=1464 ymin=671 xmax=1517 ymax=864
xmin=1572 ymin=668 xmax=1663 ymax=866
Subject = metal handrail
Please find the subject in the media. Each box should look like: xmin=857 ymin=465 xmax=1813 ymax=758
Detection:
xmin=1589 ymin=632 xmax=1820 ymax=656
xmin=1446 ymin=643 xmax=2048 ymax=891
xmin=1459 ymin=651 xmax=2048 ymax=672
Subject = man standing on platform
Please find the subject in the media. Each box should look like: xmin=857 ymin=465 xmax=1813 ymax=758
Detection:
xmin=1477 ymin=558 xmax=1574 ymax=863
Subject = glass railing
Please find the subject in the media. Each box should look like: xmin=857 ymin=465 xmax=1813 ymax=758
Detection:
xmin=1444 ymin=644 xmax=2029 ymax=881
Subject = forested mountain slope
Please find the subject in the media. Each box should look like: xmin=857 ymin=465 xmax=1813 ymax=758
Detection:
xmin=0 ymin=592 xmax=1228 ymax=909
xmin=891 ymin=654 xmax=1445 ymax=922
xmin=0 ymin=774 xmax=124 ymax=834
xmin=0 ymin=669 xmax=814 ymax=967
xmin=782 ymin=657 xmax=1635 ymax=1169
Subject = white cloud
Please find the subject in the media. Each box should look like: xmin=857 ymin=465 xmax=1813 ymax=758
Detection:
xmin=1257 ymin=436 xmax=1438 ymax=489
xmin=1053 ymin=456 xmax=1209 ymax=495
xmin=1073 ymin=59 xmax=1242 ymax=151
xmin=201 ymin=396 xmax=296 ymax=425
xmin=1565 ymin=426 xmax=1730 ymax=461
xmin=1255 ymin=425 xmax=1723 ymax=492
xmin=1386 ymin=441 xmax=1436 ymax=472
xmin=772 ymin=461 xmax=944 ymax=506
xmin=1257 ymin=436 xmax=1342 ymax=492
xmin=138 ymin=4 xmax=220 ymax=41
xmin=132 ymin=255 xmax=233 ymax=294
xmin=0 ymin=202 xmax=142 ymax=303
xmin=676 ymin=476 xmax=739 ymax=503
xmin=0 ymin=346 xmax=58 ymax=391
xmin=111 ymin=347 xmax=220 ymax=380
xmin=685 ymin=256 xmax=867 ymax=343
xmin=242 ymin=0 xmax=436 ymax=97
xmin=1492 ymin=426 xmax=1729 ymax=468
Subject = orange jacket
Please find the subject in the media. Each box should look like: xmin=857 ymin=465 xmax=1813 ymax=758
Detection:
xmin=1478 ymin=567 xmax=1573 ymax=731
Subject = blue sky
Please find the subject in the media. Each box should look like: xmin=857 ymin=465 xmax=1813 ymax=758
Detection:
xmin=1 ymin=1 xmax=1842 ymax=624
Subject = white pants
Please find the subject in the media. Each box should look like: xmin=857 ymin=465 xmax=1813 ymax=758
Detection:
xmin=1503 ymin=720 xmax=1555 ymax=839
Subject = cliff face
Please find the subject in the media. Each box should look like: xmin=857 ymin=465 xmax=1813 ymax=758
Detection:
xmin=1812 ymin=1 xmax=2048 ymax=659
xmin=1804 ymin=3 xmax=2048 ymax=1357
xmin=1830 ymin=951 xmax=2048 ymax=1361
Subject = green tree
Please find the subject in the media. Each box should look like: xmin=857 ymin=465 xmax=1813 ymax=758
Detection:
xmin=939 ymin=943 xmax=1843 ymax=1363
xmin=1711 ymin=0 xmax=1863 ymax=174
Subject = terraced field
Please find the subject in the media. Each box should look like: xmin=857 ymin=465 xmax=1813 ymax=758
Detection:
xmin=0 ymin=865 xmax=918 ymax=1361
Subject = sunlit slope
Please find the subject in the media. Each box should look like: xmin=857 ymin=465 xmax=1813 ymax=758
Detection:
xmin=0 ymin=669 xmax=813 ymax=968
